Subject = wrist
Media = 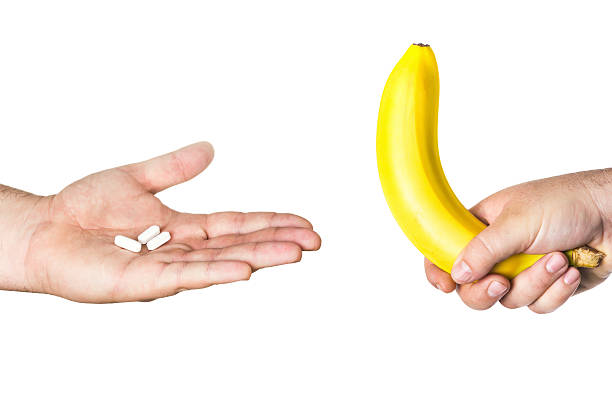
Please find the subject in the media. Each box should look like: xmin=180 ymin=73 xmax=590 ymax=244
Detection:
xmin=0 ymin=186 xmax=52 ymax=292
xmin=583 ymin=169 xmax=612 ymax=229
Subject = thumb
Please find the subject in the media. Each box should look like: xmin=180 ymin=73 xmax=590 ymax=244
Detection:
xmin=121 ymin=142 xmax=214 ymax=193
xmin=450 ymin=210 xmax=533 ymax=284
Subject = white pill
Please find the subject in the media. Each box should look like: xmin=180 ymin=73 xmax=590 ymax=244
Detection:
xmin=137 ymin=225 xmax=161 ymax=244
xmin=114 ymin=235 xmax=142 ymax=253
xmin=146 ymin=231 xmax=171 ymax=251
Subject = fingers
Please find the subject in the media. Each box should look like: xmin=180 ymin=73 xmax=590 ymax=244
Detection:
xmin=197 ymin=227 xmax=321 ymax=251
xmin=157 ymin=260 xmax=252 ymax=296
xmin=453 ymin=252 xmax=581 ymax=313
xmin=423 ymin=256 xmax=511 ymax=310
xmin=499 ymin=252 xmax=569 ymax=309
xmin=118 ymin=240 xmax=306 ymax=301
xmin=203 ymin=212 xmax=314 ymax=236
xmin=528 ymin=267 xmax=581 ymax=314
xmin=167 ymin=213 xmax=318 ymax=250
xmin=121 ymin=142 xmax=214 ymax=193
xmin=424 ymin=258 xmax=456 ymax=293
xmin=456 ymin=274 xmax=510 ymax=310
xmin=450 ymin=211 xmax=531 ymax=284
xmin=118 ymin=260 xmax=252 ymax=301
xmin=169 ymin=212 xmax=313 ymax=243
xmin=159 ymin=242 xmax=303 ymax=271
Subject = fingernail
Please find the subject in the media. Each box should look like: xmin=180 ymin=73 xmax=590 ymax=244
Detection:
xmin=487 ymin=281 xmax=508 ymax=298
xmin=563 ymin=268 xmax=580 ymax=285
xmin=546 ymin=253 xmax=567 ymax=274
xmin=451 ymin=260 xmax=472 ymax=283
xmin=435 ymin=283 xmax=442 ymax=291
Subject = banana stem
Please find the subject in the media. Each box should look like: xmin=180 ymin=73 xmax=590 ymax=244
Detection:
xmin=565 ymin=246 xmax=606 ymax=268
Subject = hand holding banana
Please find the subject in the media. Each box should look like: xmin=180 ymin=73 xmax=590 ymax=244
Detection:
xmin=377 ymin=44 xmax=611 ymax=312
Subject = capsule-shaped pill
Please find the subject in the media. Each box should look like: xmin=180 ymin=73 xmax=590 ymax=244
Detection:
xmin=114 ymin=235 xmax=142 ymax=253
xmin=138 ymin=225 xmax=161 ymax=244
xmin=146 ymin=231 xmax=171 ymax=251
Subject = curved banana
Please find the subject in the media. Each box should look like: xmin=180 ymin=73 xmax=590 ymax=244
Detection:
xmin=376 ymin=44 xmax=576 ymax=279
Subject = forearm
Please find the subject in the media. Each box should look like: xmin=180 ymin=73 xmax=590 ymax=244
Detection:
xmin=0 ymin=185 xmax=49 ymax=292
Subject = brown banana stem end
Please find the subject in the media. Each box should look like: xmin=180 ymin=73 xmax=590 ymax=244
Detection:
xmin=565 ymin=246 xmax=606 ymax=268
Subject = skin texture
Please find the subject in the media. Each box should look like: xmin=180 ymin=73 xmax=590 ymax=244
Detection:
xmin=425 ymin=169 xmax=612 ymax=313
xmin=0 ymin=142 xmax=321 ymax=303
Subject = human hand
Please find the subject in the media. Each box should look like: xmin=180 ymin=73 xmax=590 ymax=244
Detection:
xmin=0 ymin=142 xmax=320 ymax=302
xmin=424 ymin=170 xmax=611 ymax=313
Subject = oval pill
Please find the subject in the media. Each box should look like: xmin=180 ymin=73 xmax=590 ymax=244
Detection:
xmin=114 ymin=235 xmax=142 ymax=253
xmin=146 ymin=231 xmax=171 ymax=251
xmin=138 ymin=225 xmax=161 ymax=244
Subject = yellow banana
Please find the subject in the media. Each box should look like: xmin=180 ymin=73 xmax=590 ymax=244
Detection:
xmin=376 ymin=44 xmax=603 ymax=279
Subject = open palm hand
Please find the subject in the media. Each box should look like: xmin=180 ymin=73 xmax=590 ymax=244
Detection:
xmin=24 ymin=142 xmax=320 ymax=302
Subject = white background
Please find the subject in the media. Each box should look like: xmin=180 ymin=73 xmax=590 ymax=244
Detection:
xmin=1 ymin=1 xmax=611 ymax=407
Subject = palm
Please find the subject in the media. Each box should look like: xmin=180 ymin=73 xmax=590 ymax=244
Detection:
xmin=26 ymin=143 xmax=320 ymax=302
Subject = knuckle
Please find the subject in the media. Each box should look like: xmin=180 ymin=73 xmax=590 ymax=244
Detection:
xmin=529 ymin=276 xmax=554 ymax=294
xmin=250 ymin=242 xmax=261 ymax=256
xmin=500 ymin=298 xmax=522 ymax=309
xmin=211 ymin=247 xmax=224 ymax=261
xmin=199 ymin=264 xmax=217 ymax=287
xmin=472 ymin=234 xmax=497 ymax=260
xmin=548 ymin=289 xmax=576 ymax=309
xmin=466 ymin=300 xmax=494 ymax=311
xmin=519 ymin=266 xmax=559 ymax=294
xmin=291 ymin=246 xmax=303 ymax=262
xmin=168 ymin=248 xmax=187 ymax=260
xmin=459 ymin=288 xmax=494 ymax=311
xmin=502 ymin=202 xmax=527 ymax=219
xmin=175 ymin=262 xmax=186 ymax=285
xmin=528 ymin=303 xmax=555 ymax=315
xmin=169 ymin=152 xmax=189 ymax=182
